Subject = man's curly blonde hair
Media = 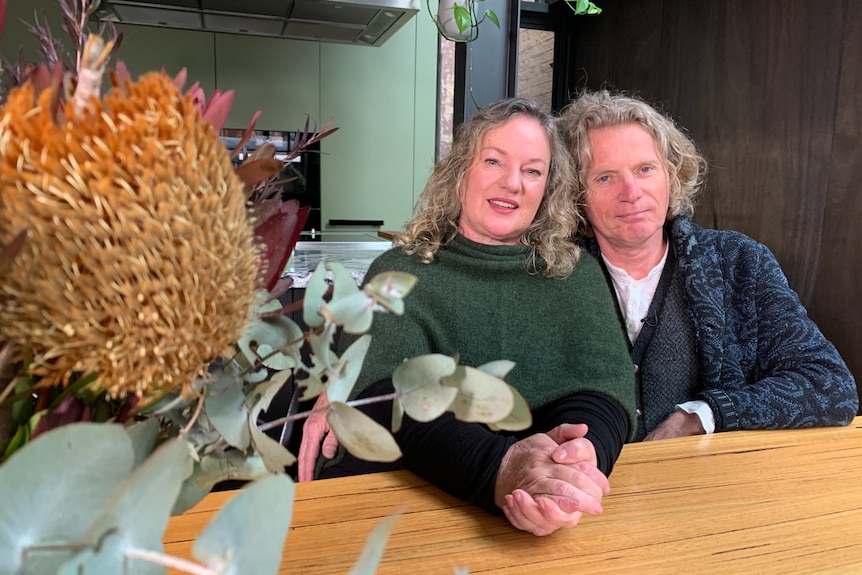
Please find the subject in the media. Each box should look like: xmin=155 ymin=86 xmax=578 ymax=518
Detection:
xmin=558 ymin=89 xmax=708 ymax=235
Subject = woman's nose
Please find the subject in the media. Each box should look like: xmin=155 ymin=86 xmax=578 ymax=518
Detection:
xmin=501 ymin=166 xmax=521 ymax=190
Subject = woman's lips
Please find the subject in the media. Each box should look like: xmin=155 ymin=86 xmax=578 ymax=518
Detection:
xmin=488 ymin=198 xmax=518 ymax=210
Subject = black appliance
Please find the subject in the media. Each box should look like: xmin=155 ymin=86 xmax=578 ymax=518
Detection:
xmin=220 ymin=129 xmax=322 ymax=241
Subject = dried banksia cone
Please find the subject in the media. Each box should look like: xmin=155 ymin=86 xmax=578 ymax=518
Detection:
xmin=0 ymin=70 xmax=260 ymax=399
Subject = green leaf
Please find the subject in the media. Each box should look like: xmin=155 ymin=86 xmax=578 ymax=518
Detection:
xmin=329 ymin=261 xmax=360 ymax=302
xmin=320 ymin=291 xmax=375 ymax=334
xmin=125 ymin=417 xmax=161 ymax=469
xmin=392 ymin=354 xmax=458 ymax=423
xmin=237 ymin=316 xmax=302 ymax=372
xmin=303 ymin=262 xmax=329 ymax=328
xmin=193 ymin=475 xmax=295 ymax=574
xmin=248 ymin=371 xmax=297 ymax=472
xmin=453 ymin=4 xmax=471 ymax=33
xmin=363 ymin=271 xmax=417 ymax=315
xmin=485 ymin=9 xmax=500 ymax=28
xmin=173 ymin=452 xmax=270 ymax=515
xmin=327 ymin=334 xmax=372 ymax=403
xmin=348 ymin=510 xmax=402 ymax=575
xmin=486 ymin=386 xmax=532 ymax=431
xmin=476 ymin=359 xmax=516 ymax=380
xmin=298 ymin=371 xmax=326 ymax=402
xmin=442 ymin=365 xmax=514 ymax=423
xmin=307 ymin=321 xmax=338 ymax=374
xmin=327 ymin=402 xmax=402 ymax=462
xmin=0 ymin=423 xmax=134 ymax=574
xmin=57 ymin=439 xmax=194 ymax=574
xmin=205 ymin=369 xmax=251 ymax=450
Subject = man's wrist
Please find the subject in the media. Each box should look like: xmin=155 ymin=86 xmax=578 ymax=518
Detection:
xmin=676 ymin=400 xmax=714 ymax=434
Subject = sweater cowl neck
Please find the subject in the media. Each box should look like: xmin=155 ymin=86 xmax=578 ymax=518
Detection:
xmin=449 ymin=234 xmax=531 ymax=260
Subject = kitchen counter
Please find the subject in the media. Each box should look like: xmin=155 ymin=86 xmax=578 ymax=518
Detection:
xmin=283 ymin=241 xmax=394 ymax=288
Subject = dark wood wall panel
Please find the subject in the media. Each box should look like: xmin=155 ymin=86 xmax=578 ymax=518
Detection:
xmin=810 ymin=0 xmax=862 ymax=396
xmin=568 ymin=0 xmax=860 ymax=395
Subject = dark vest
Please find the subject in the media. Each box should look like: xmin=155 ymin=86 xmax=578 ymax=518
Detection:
xmin=598 ymin=243 xmax=702 ymax=441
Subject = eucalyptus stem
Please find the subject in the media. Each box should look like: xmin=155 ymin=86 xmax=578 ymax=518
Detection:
xmin=257 ymin=391 xmax=401 ymax=433
xmin=125 ymin=548 xmax=217 ymax=575
xmin=179 ymin=394 xmax=206 ymax=436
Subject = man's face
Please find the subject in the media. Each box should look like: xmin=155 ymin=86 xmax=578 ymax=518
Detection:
xmin=583 ymin=123 xmax=671 ymax=253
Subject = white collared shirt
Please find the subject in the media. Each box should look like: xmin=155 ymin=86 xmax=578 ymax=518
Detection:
xmin=601 ymin=246 xmax=715 ymax=434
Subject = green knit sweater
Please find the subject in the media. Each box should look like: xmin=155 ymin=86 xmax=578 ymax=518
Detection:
xmin=343 ymin=235 xmax=637 ymax=437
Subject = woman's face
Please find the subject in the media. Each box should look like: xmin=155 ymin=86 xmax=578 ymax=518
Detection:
xmin=457 ymin=116 xmax=551 ymax=246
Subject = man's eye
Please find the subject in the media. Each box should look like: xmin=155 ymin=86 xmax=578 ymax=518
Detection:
xmin=597 ymin=175 xmax=611 ymax=183
xmin=640 ymin=166 xmax=653 ymax=174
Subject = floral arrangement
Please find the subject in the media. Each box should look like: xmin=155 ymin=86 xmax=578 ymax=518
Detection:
xmin=0 ymin=2 xmax=529 ymax=573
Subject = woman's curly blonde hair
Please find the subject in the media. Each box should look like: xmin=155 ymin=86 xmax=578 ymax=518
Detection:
xmin=558 ymin=89 xmax=708 ymax=235
xmin=398 ymin=98 xmax=582 ymax=278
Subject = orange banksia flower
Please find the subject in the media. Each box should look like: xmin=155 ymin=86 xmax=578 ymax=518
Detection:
xmin=0 ymin=70 xmax=260 ymax=398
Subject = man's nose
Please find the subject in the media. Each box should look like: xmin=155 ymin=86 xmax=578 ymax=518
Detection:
xmin=619 ymin=173 xmax=642 ymax=200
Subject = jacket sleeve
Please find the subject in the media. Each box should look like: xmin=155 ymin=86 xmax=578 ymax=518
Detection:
xmin=697 ymin=239 xmax=858 ymax=431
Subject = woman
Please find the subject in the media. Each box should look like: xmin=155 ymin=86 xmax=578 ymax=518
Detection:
xmin=558 ymin=90 xmax=858 ymax=442
xmin=299 ymin=98 xmax=636 ymax=536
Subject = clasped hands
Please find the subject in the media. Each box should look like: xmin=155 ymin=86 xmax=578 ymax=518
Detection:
xmin=495 ymin=423 xmax=608 ymax=537
xmin=298 ymin=394 xmax=607 ymax=538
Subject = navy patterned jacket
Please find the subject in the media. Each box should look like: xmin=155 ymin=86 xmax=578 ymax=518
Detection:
xmin=592 ymin=216 xmax=859 ymax=432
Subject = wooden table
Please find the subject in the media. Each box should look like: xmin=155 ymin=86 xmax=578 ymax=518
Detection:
xmin=164 ymin=417 xmax=862 ymax=574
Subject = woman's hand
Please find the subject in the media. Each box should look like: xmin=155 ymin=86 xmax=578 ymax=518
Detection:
xmin=297 ymin=392 xmax=339 ymax=482
xmin=495 ymin=424 xmax=609 ymax=536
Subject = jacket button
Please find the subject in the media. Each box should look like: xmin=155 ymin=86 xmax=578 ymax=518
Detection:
xmin=633 ymin=364 xmax=641 ymax=374
xmin=636 ymin=408 xmax=643 ymax=419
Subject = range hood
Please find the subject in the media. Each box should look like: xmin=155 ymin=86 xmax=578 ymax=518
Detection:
xmin=94 ymin=0 xmax=420 ymax=47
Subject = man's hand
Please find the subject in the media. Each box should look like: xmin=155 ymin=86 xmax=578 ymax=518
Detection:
xmin=495 ymin=425 xmax=609 ymax=536
xmin=643 ymin=409 xmax=705 ymax=441
xmin=297 ymin=392 xmax=339 ymax=482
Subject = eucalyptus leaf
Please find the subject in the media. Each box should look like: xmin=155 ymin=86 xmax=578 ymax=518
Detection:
xmin=348 ymin=510 xmax=402 ymax=575
xmin=328 ymin=261 xmax=360 ymax=302
xmin=442 ymin=365 xmax=514 ymax=423
xmin=320 ymin=291 xmax=375 ymax=334
xmin=248 ymin=371 xmax=297 ymax=472
xmin=363 ymin=271 xmax=417 ymax=315
xmin=57 ymin=439 xmax=194 ymax=574
xmin=237 ymin=316 xmax=303 ymax=371
xmin=0 ymin=424 xmax=134 ymax=575
xmin=298 ymin=371 xmax=326 ymax=402
xmin=327 ymin=402 xmax=402 ymax=462
xmin=193 ymin=475 xmax=295 ymax=575
xmin=486 ymin=386 xmax=532 ymax=431
xmin=392 ymin=354 xmax=458 ymax=423
xmin=125 ymin=417 xmax=160 ymax=468
xmin=205 ymin=370 xmax=251 ymax=450
xmin=476 ymin=359 xmax=516 ymax=380
xmin=307 ymin=321 xmax=338 ymax=374
xmin=391 ymin=397 xmax=405 ymax=434
xmin=327 ymin=334 xmax=372 ymax=403
xmin=173 ymin=452 xmax=270 ymax=515
xmin=303 ymin=262 xmax=328 ymax=328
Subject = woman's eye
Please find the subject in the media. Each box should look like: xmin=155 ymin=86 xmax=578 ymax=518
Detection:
xmin=597 ymin=175 xmax=611 ymax=183
xmin=526 ymin=168 xmax=542 ymax=177
xmin=484 ymin=158 xmax=499 ymax=166
xmin=640 ymin=165 xmax=654 ymax=174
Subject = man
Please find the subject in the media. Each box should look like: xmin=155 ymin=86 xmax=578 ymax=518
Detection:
xmin=557 ymin=89 xmax=858 ymax=441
